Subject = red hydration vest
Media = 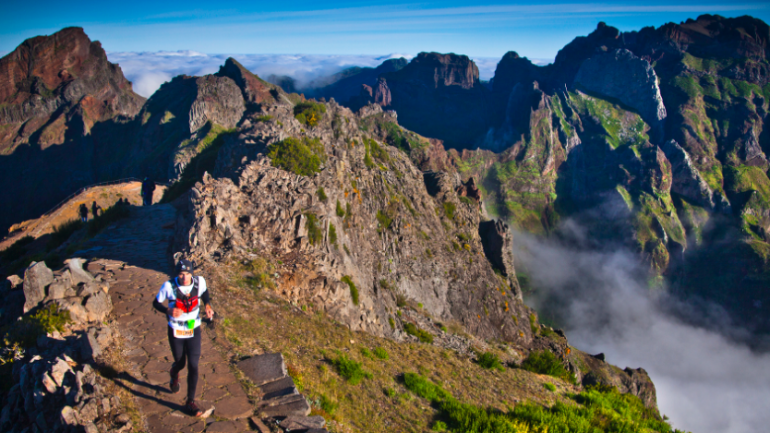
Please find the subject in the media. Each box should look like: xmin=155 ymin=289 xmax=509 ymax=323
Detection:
xmin=171 ymin=277 xmax=200 ymax=315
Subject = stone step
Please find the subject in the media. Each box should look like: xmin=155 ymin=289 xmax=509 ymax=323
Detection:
xmin=279 ymin=415 xmax=326 ymax=432
xmin=259 ymin=376 xmax=297 ymax=400
xmin=237 ymin=353 xmax=286 ymax=386
xmin=259 ymin=393 xmax=305 ymax=408
xmin=259 ymin=396 xmax=311 ymax=418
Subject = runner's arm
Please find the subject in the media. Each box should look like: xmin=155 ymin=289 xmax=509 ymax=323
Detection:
xmin=152 ymin=298 xmax=168 ymax=315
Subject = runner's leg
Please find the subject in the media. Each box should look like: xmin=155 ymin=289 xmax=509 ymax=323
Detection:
xmin=168 ymin=327 xmax=188 ymax=376
xmin=185 ymin=327 xmax=202 ymax=402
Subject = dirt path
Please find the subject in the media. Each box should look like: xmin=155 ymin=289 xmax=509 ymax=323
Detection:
xmin=79 ymin=204 xmax=256 ymax=433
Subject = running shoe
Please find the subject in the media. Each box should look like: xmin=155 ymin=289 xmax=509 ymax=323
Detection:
xmin=185 ymin=400 xmax=203 ymax=417
xmin=169 ymin=369 xmax=180 ymax=394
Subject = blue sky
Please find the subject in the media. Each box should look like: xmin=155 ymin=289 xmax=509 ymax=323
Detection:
xmin=2 ymin=1 xmax=769 ymax=59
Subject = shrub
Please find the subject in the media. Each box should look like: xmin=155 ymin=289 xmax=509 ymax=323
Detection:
xmin=305 ymin=213 xmax=322 ymax=245
xmin=319 ymin=393 xmax=338 ymax=415
xmin=520 ymin=350 xmax=574 ymax=383
xmin=403 ymin=323 xmax=434 ymax=344
xmin=432 ymin=421 xmax=448 ymax=432
xmin=360 ymin=347 xmax=373 ymax=359
xmin=255 ymin=115 xmax=273 ymax=122
xmin=376 ymin=210 xmax=393 ymax=232
xmin=529 ymin=313 xmax=539 ymax=335
xmin=316 ymin=187 xmax=328 ymax=202
xmin=341 ymin=275 xmax=359 ymax=305
xmin=88 ymin=205 xmax=130 ymax=237
xmin=368 ymin=139 xmax=390 ymax=162
xmin=2 ymin=304 xmax=71 ymax=349
xmin=328 ymin=223 xmax=338 ymax=247
xmin=330 ymin=353 xmax=370 ymax=385
xmin=403 ymin=372 xmax=452 ymax=402
xmin=388 ymin=317 xmax=396 ymax=329
xmin=384 ymin=387 xmax=396 ymax=397
xmin=46 ymin=219 xmax=84 ymax=251
xmin=544 ymin=382 xmax=556 ymax=392
xmin=1 ymin=236 xmax=34 ymax=262
xmin=267 ymin=136 xmax=326 ymax=176
xmin=403 ymin=372 xmax=678 ymax=433
xmin=294 ymin=101 xmax=326 ymax=126
xmin=476 ymin=352 xmax=505 ymax=371
xmin=373 ymin=347 xmax=389 ymax=360
xmin=443 ymin=202 xmax=456 ymax=220
xmin=336 ymin=200 xmax=345 ymax=217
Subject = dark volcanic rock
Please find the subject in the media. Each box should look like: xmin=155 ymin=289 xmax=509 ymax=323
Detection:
xmin=575 ymin=49 xmax=666 ymax=139
xmin=0 ymin=27 xmax=145 ymax=233
xmin=478 ymin=219 xmax=521 ymax=299
xmin=315 ymin=58 xmax=406 ymax=104
xmin=378 ymin=52 xmax=492 ymax=148
xmin=216 ymin=57 xmax=277 ymax=107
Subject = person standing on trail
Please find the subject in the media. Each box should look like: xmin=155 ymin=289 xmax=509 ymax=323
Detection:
xmin=142 ymin=177 xmax=156 ymax=206
xmin=91 ymin=201 xmax=101 ymax=218
xmin=152 ymin=259 xmax=214 ymax=417
xmin=79 ymin=203 xmax=89 ymax=222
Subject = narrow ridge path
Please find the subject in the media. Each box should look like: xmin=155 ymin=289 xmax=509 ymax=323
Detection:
xmin=79 ymin=205 xmax=256 ymax=433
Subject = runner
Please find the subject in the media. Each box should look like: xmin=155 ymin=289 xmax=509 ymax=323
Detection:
xmin=152 ymin=259 xmax=214 ymax=416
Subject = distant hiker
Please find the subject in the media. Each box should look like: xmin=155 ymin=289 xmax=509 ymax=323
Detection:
xmin=152 ymin=259 xmax=214 ymax=417
xmin=79 ymin=203 xmax=88 ymax=222
xmin=142 ymin=177 xmax=156 ymax=206
xmin=91 ymin=201 xmax=101 ymax=218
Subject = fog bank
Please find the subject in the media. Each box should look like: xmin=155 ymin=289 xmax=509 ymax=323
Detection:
xmin=514 ymin=222 xmax=770 ymax=433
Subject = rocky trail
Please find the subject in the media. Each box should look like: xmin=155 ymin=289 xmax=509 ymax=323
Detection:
xmin=73 ymin=204 xmax=324 ymax=433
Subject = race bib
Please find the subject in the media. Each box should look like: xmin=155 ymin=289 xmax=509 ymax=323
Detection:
xmin=174 ymin=328 xmax=195 ymax=339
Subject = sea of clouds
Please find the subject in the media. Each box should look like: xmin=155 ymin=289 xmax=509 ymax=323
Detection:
xmin=106 ymin=51 xmax=552 ymax=98
xmin=514 ymin=219 xmax=770 ymax=433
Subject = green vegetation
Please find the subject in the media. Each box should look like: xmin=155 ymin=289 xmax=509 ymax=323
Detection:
xmin=317 ymin=187 xmax=328 ymax=202
xmin=242 ymin=258 xmax=276 ymax=291
xmin=305 ymin=213 xmax=322 ymax=245
xmin=376 ymin=210 xmax=393 ymax=233
xmin=373 ymin=347 xmax=389 ymax=360
xmin=529 ymin=313 xmax=538 ymax=334
xmin=254 ymin=115 xmax=273 ymax=122
xmin=267 ymin=136 xmax=326 ymax=176
xmin=403 ymin=323 xmax=434 ymax=344
xmin=336 ymin=200 xmax=345 ymax=218
xmin=341 ymin=275 xmax=359 ymax=305
xmin=520 ymin=350 xmax=574 ymax=384
xmin=328 ymin=223 xmax=338 ymax=247
xmin=544 ymin=382 xmax=556 ymax=392
xmin=405 ymin=372 xmax=678 ymax=433
xmin=330 ymin=353 xmax=371 ymax=385
xmin=161 ymin=123 xmax=237 ymax=202
xmin=368 ymin=139 xmax=390 ymax=163
xmin=476 ymin=352 xmax=505 ymax=371
xmin=294 ymin=100 xmax=326 ymax=126
xmin=1 ymin=235 xmax=35 ymax=262
xmin=443 ymin=202 xmax=456 ymax=220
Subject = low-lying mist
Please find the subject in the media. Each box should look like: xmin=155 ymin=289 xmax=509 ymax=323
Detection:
xmin=513 ymin=220 xmax=770 ymax=433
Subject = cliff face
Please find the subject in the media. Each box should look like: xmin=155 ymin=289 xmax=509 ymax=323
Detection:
xmin=175 ymin=102 xmax=531 ymax=343
xmin=0 ymin=27 xmax=145 ymax=233
xmin=375 ymin=52 xmax=493 ymax=148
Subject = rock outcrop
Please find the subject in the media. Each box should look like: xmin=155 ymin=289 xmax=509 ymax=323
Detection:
xmin=660 ymin=139 xmax=714 ymax=208
xmin=574 ymin=49 xmax=667 ymax=139
xmin=176 ymin=101 xmax=534 ymax=344
xmin=0 ymin=27 xmax=145 ymax=234
xmin=1 ymin=258 xmax=126 ymax=433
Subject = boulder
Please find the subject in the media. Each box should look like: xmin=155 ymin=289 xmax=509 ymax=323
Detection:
xmin=6 ymin=275 xmax=23 ymax=290
xmin=23 ymin=261 xmax=54 ymax=312
xmin=47 ymin=270 xmax=74 ymax=300
xmin=66 ymin=258 xmax=94 ymax=285
xmin=279 ymin=415 xmax=326 ymax=431
xmin=53 ymin=297 xmax=89 ymax=324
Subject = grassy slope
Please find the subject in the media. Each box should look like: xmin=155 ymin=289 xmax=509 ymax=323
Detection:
xmin=206 ymin=261 xmax=576 ymax=433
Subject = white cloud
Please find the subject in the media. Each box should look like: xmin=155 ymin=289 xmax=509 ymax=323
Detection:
xmin=108 ymin=50 xmax=552 ymax=97
xmin=513 ymin=222 xmax=770 ymax=433
xmin=108 ymin=51 xmax=421 ymax=98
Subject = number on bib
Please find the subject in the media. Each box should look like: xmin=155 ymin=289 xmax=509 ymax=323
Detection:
xmin=174 ymin=328 xmax=194 ymax=338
